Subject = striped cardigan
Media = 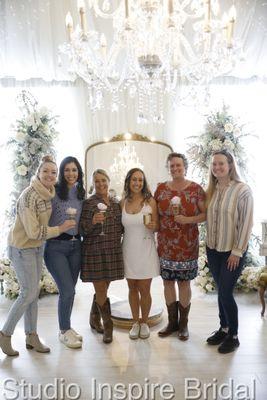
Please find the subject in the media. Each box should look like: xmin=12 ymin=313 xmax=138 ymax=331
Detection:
xmin=206 ymin=181 xmax=253 ymax=257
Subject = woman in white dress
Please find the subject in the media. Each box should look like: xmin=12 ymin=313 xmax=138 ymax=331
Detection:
xmin=121 ymin=168 xmax=160 ymax=340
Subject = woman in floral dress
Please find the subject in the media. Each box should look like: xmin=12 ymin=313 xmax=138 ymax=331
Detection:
xmin=155 ymin=152 xmax=206 ymax=341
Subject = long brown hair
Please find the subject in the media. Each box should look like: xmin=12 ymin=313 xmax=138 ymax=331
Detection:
xmin=206 ymin=150 xmax=241 ymax=206
xmin=123 ymin=168 xmax=152 ymax=201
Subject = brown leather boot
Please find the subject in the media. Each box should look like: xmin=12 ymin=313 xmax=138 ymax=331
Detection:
xmin=158 ymin=301 xmax=179 ymax=337
xmin=96 ymin=298 xmax=113 ymax=344
xmin=90 ymin=294 xmax=104 ymax=334
xmin=178 ymin=302 xmax=191 ymax=341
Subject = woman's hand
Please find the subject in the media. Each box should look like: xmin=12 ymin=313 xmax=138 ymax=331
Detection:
xmin=59 ymin=220 xmax=76 ymax=233
xmin=227 ymin=254 xmax=240 ymax=271
xmin=145 ymin=221 xmax=157 ymax=231
xmin=92 ymin=212 xmax=105 ymax=225
xmin=174 ymin=215 xmax=191 ymax=224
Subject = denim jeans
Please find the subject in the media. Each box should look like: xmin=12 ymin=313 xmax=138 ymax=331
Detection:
xmin=2 ymin=245 xmax=44 ymax=335
xmin=44 ymin=239 xmax=81 ymax=331
xmin=206 ymin=247 xmax=246 ymax=336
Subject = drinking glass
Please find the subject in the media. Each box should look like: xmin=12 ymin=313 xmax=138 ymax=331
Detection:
xmin=66 ymin=210 xmax=77 ymax=240
xmin=99 ymin=210 xmax=106 ymax=236
xmin=143 ymin=213 xmax=152 ymax=239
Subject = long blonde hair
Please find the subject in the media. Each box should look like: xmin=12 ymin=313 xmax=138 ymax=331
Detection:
xmin=206 ymin=150 xmax=241 ymax=206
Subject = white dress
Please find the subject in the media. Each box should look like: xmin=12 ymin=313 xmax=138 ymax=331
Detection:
xmin=122 ymin=203 xmax=160 ymax=279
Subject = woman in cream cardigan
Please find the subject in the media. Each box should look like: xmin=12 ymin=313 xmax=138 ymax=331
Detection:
xmin=0 ymin=156 xmax=75 ymax=357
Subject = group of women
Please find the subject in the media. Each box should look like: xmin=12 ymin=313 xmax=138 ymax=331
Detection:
xmin=0 ymin=149 xmax=253 ymax=357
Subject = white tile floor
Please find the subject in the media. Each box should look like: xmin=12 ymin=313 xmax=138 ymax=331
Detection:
xmin=0 ymin=277 xmax=267 ymax=400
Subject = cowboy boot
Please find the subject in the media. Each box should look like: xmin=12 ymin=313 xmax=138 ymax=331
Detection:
xmin=90 ymin=294 xmax=104 ymax=334
xmin=158 ymin=301 xmax=179 ymax=337
xmin=178 ymin=302 xmax=191 ymax=341
xmin=0 ymin=331 xmax=19 ymax=356
xmin=96 ymin=298 xmax=113 ymax=344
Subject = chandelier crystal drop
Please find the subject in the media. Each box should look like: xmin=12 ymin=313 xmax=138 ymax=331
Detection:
xmin=60 ymin=0 xmax=242 ymax=124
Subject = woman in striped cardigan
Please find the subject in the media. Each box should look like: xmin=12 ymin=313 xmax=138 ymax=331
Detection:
xmin=205 ymin=149 xmax=253 ymax=354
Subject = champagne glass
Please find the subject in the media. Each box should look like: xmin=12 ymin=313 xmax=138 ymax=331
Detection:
xmin=99 ymin=210 xmax=106 ymax=236
xmin=97 ymin=203 xmax=107 ymax=236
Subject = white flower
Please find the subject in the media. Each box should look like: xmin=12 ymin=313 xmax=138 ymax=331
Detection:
xmin=29 ymin=143 xmax=36 ymax=155
xmin=224 ymin=139 xmax=235 ymax=151
xmin=22 ymin=154 xmax=30 ymax=163
xmin=17 ymin=165 xmax=28 ymax=176
xmin=42 ymin=125 xmax=51 ymax=135
xmin=233 ymin=127 xmax=241 ymax=136
xmin=224 ymin=123 xmax=233 ymax=133
xmin=209 ymin=139 xmax=222 ymax=151
xmin=25 ymin=113 xmax=41 ymax=130
xmin=15 ymin=131 xmax=26 ymax=142
xmin=206 ymin=283 xmax=215 ymax=292
xmin=38 ymin=106 xmax=49 ymax=118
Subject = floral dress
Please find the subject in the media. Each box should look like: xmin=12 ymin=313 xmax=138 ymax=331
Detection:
xmin=154 ymin=181 xmax=205 ymax=281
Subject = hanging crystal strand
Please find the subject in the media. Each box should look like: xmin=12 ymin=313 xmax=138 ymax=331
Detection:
xmin=159 ymin=88 xmax=164 ymax=124
xmin=111 ymin=91 xmax=119 ymax=112
xmin=137 ymin=87 xmax=144 ymax=124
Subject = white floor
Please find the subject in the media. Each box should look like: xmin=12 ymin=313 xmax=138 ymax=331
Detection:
xmin=0 ymin=277 xmax=267 ymax=400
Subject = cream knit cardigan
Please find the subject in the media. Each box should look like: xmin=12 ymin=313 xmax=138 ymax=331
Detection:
xmin=8 ymin=177 xmax=60 ymax=249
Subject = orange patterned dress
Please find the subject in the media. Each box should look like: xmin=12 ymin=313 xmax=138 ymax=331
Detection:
xmin=154 ymin=181 xmax=205 ymax=281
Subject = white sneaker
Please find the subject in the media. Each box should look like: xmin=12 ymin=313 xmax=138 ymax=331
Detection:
xmin=59 ymin=330 xmax=82 ymax=349
xmin=129 ymin=322 xmax=140 ymax=340
xmin=70 ymin=328 xmax=83 ymax=342
xmin=139 ymin=323 xmax=150 ymax=339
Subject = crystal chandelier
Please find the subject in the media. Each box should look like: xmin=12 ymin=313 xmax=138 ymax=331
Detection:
xmin=109 ymin=141 xmax=144 ymax=185
xmin=60 ymin=0 xmax=241 ymax=124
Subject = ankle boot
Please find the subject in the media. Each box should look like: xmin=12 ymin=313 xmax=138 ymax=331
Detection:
xmin=0 ymin=331 xmax=19 ymax=356
xmin=96 ymin=298 xmax=113 ymax=344
xmin=26 ymin=333 xmax=50 ymax=353
xmin=178 ymin=302 xmax=191 ymax=341
xmin=90 ymin=294 xmax=104 ymax=334
xmin=158 ymin=301 xmax=179 ymax=337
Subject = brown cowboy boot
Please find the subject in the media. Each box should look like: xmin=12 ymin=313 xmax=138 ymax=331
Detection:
xmin=158 ymin=301 xmax=179 ymax=337
xmin=178 ymin=302 xmax=191 ymax=341
xmin=90 ymin=294 xmax=104 ymax=334
xmin=96 ymin=298 xmax=113 ymax=344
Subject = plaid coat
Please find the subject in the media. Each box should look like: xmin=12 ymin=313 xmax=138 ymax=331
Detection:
xmin=80 ymin=194 xmax=124 ymax=282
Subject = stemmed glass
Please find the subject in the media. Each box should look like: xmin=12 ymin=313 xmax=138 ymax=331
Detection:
xmin=99 ymin=210 xmax=106 ymax=236
xmin=170 ymin=196 xmax=181 ymax=230
xmin=97 ymin=203 xmax=107 ymax=236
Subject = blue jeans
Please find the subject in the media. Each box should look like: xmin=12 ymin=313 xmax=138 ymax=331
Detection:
xmin=44 ymin=239 xmax=81 ymax=331
xmin=206 ymin=247 xmax=246 ymax=336
xmin=2 ymin=246 xmax=44 ymax=335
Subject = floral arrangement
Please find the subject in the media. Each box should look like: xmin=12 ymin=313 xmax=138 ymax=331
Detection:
xmin=0 ymin=258 xmax=58 ymax=299
xmin=0 ymin=90 xmax=59 ymax=299
xmin=6 ymin=90 xmax=58 ymax=223
xmin=187 ymin=104 xmax=250 ymax=184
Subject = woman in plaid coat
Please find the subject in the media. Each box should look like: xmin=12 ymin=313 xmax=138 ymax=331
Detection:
xmin=80 ymin=169 xmax=124 ymax=343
